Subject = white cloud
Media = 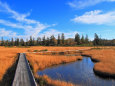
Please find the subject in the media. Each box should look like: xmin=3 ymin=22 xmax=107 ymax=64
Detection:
xmin=68 ymin=0 xmax=115 ymax=9
xmin=0 ymin=1 xmax=79 ymax=39
xmin=0 ymin=1 xmax=34 ymax=24
xmin=39 ymin=29 xmax=79 ymax=38
xmin=72 ymin=10 xmax=115 ymax=25
xmin=0 ymin=1 xmax=51 ymax=39
xmin=0 ymin=19 xmax=26 ymax=29
xmin=39 ymin=29 xmax=61 ymax=38
xmin=0 ymin=28 xmax=17 ymax=37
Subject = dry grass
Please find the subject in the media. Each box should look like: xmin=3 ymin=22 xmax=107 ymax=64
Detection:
xmin=27 ymin=53 xmax=82 ymax=86
xmin=38 ymin=75 xmax=74 ymax=86
xmin=34 ymin=46 xmax=90 ymax=51
xmin=0 ymin=48 xmax=17 ymax=80
xmin=26 ymin=46 xmax=91 ymax=52
xmin=0 ymin=46 xmax=90 ymax=85
xmin=1 ymin=46 xmax=115 ymax=85
xmin=82 ymin=49 xmax=115 ymax=77
xmin=27 ymin=53 xmax=82 ymax=73
xmin=25 ymin=46 xmax=87 ymax=86
xmin=0 ymin=46 xmax=29 ymax=80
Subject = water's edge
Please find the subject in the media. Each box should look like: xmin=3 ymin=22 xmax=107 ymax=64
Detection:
xmin=37 ymin=57 xmax=115 ymax=86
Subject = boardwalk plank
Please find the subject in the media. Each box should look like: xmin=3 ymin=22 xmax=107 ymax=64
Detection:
xmin=12 ymin=53 xmax=36 ymax=86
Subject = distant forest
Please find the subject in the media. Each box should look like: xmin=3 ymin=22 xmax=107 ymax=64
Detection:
xmin=0 ymin=33 xmax=115 ymax=46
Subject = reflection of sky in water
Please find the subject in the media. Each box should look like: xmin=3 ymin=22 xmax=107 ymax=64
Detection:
xmin=38 ymin=57 xmax=115 ymax=86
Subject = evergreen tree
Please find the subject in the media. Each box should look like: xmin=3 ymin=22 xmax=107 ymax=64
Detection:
xmin=20 ymin=38 xmax=25 ymax=46
xmin=57 ymin=34 xmax=61 ymax=45
xmin=52 ymin=35 xmax=56 ymax=46
xmin=46 ymin=37 xmax=50 ymax=46
xmin=50 ymin=35 xmax=56 ymax=46
xmin=81 ymin=35 xmax=85 ymax=44
xmin=29 ymin=36 xmax=33 ymax=46
xmin=42 ymin=36 xmax=46 ymax=46
xmin=5 ymin=40 xmax=9 ymax=46
xmin=26 ymin=39 xmax=29 ymax=46
xmin=33 ymin=38 xmax=36 ymax=46
xmin=1 ymin=37 xmax=4 ymax=46
xmin=85 ymin=34 xmax=89 ymax=44
xmin=93 ymin=33 xmax=100 ymax=45
xmin=75 ymin=33 xmax=80 ymax=45
xmin=14 ymin=38 xmax=16 ymax=46
xmin=61 ymin=33 xmax=65 ymax=45
xmin=0 ymin=34 xmax=105 ymax=46
xmin=50 ymin=35 xmax=52 ymax=45
xmin=11 ymin=38 xmax=14 ymax=46
xmin=36 ymin=37 xmax=39 ymax=45
xmin=15 ymin=38 xmax=19 ymax=46
xmin=37 ymin=37 xmax=41 ymax=45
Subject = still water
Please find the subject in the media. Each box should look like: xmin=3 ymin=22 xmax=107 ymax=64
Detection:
xmin=38 ymin=57 xmax=115 ymax=86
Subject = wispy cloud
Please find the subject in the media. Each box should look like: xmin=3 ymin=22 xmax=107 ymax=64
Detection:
xmin=0 ymin=1 xmax=35 ymax=24
xmin=0 ymin=28 xmax=17 ymax=37
xmin=0 ymin=19 xmax=26 ymax=29
xmin=0 ymin=1 xmax=79 ymax=39
xmin=0 ymin=1 xmax=50 ymax=39
xmin=68 ymin=0 xmax=115 ymax=9
xmin=39 ymin=29 xmax=79 ymax=38
xmin=72 ymin=10 xmax=115 ymax=25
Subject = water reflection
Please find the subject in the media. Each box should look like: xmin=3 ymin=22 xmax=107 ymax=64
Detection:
xmin=38 ymin=57 xmax=115 ymax=86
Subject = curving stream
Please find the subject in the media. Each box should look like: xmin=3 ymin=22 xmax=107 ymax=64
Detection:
xmin=38 ymin=57 xmax=115 ymax=86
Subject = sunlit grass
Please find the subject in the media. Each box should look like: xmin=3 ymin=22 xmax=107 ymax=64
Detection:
xmin=82 ymin=49 xmax=115 ymax=77
xmin=27 ymin=54 xmax=82 ymax=86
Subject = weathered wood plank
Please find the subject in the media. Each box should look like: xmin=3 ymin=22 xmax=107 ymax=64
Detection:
xmin=12 ymin=53 xmax=37 ymax=86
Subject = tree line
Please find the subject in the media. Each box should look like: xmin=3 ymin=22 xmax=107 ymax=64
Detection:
xmin=0 ymin=33 xmax=115 ymax=46
xmin=93 ymin=33 xmax=115 ymax=46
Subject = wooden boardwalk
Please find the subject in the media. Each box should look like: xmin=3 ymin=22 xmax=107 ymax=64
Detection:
xmin=12 ymin=53 xmax=37 ymax=86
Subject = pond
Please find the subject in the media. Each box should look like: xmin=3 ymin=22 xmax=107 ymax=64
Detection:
xmin=38 ymin=57 xmax=115 ymax=86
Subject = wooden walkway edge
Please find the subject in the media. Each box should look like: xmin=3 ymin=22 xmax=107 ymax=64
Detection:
xmin=12 ymin=53 xmax=37 ymax=86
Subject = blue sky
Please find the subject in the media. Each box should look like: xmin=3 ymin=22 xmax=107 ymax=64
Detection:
xmin=0 ymin=0 xmax=115 ymax=40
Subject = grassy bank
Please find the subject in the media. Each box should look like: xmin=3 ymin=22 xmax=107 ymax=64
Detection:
xmin=0 ymin=46 xmax=90 ymax=86
xmin=0 ymin=49 xmax=18 ymax=80
xmin=0 ymin=54 xmax=19 ymax=86
xmin=0 ymin=46 xmax=90 ymax=80
xmin=81 ymin=48 xmax=115 ymax=78
xmin=27 ymin=54 xmax=82 ymax=86
xmin=0 ymin=46 xmax=115 ymax=86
